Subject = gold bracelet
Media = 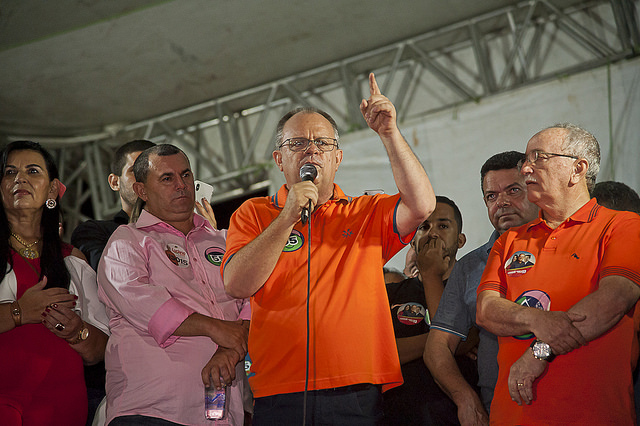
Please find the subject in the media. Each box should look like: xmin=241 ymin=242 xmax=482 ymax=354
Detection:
xmin=10 ymin=301 xmax=21 ymax=327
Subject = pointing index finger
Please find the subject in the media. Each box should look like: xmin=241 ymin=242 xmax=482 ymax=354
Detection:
xmin=369 ymin=72 xmax=381 ymax=96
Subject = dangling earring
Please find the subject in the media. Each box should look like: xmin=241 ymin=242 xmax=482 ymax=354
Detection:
xmin=46 ymin=198 xmax=57 ymax=209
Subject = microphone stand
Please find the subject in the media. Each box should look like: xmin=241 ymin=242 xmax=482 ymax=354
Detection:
xmin=302 ymin=203 xmax=312 ymax=426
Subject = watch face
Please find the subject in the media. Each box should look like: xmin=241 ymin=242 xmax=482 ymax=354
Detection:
xmin=534 ymin=341 xmax=551 ymax=358
xmin=80 ymin=328 xmax=90 ymax=340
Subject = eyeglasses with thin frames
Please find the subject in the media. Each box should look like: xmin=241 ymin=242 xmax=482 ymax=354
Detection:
xmin=278 ymin=137 xmax=338 ymax=152
xmin=519 ymin=150 xmax=579 ymax=168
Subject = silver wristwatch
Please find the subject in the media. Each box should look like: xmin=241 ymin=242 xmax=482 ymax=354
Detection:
xmin=530 ymin=339 xmax=555 ymax=362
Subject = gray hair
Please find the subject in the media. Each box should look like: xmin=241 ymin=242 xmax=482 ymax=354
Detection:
xmin=548 ymin=123 xmax=600 ymax=192
xmin=274 ymin=107 xmax=339 ymax=148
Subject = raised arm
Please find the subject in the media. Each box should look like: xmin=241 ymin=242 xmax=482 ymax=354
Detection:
xmin=360 ymin=73 xmax=435 ymax=236
xmin=416 ymin=236 xmax=451 ymax=317
xmin=195 ymin=198 xmax=217 ymax=229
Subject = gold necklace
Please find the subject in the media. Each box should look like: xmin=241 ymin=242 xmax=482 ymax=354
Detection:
xmin=10 ymin=232 xmax=40 ymax=259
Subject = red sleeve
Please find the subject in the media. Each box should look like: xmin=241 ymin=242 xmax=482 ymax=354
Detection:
xmin=599 ymin=212 xmax=640 ymax=286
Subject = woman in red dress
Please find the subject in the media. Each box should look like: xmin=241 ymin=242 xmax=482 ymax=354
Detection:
xmin=0 ymin=141 xmax=109 ymax=425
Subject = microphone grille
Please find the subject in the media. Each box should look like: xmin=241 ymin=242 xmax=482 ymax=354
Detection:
xmin=299 ymin=163 xmax=318 ymax=181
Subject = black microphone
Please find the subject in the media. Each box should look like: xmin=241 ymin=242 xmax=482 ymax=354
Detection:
xmin=299 ymin=164 xmax=317 ymax=225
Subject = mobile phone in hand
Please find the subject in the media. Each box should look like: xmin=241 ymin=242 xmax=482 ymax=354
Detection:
xmin=194 ymin=180 xmax=214 ymax=214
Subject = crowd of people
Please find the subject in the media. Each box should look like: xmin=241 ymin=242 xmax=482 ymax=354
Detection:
xmin=1 ymin=72 xmax=639 ymax=426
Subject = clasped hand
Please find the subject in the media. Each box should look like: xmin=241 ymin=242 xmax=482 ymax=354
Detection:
xmin=209 ymin=319 xmax=248 ymax=357
xmin=508 ymin=309 xmax=587 ymax=405
xmin=530 ymin=309 xmax=586 ymax=354
xmin=202 ymin=346 xmax=244 ymax=390
xmin=203 ymin=319 xmax=249 ymax=390
xmin=19 ymin=276 xmax=77 ymax=325
xmin=43 ymin=304 xmax=83 ymax=341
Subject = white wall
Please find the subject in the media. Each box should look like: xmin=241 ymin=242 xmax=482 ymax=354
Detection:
xmin=270 ymin=58 xmax=640 ymax=272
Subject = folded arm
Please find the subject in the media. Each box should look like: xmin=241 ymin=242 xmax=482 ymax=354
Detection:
xmin=504 ymin=275 xmax=640 ymax=405
xmin=568 ymin=275 xmax=640 ymax=341
xmin=476 ymin=289 xmax=586 ymax=354
xmin=174 ymin=313 xmax=248 ymax=356
xmin=201 ymin=320 xmax=251 ymax=390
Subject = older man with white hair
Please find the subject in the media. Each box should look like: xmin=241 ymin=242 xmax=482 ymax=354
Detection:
xmin=476 ymin=124 xmax=640 ymax=425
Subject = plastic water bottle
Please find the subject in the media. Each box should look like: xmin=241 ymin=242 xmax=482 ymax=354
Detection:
xmin=205 ymin=382 xmax=227 ymax=420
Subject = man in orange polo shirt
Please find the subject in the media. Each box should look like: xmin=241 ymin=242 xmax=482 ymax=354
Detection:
xmin=476 ymin=124 xmax=640 ymax=425
xmin=222 ymin=73 xmax=435 ymax=424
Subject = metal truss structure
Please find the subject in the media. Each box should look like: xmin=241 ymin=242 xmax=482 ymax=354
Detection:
xmin=16 ymin=0 xmax=639 ymax=237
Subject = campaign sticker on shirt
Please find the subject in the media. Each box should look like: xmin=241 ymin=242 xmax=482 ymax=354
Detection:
xmin=513 ymin=289 xmax=551 ymax=339
xmin=504 ymin=250 xmax=536 ymax=276
xmin=396 ymin=302 xmax=428 ymax=326
xmin=244 ymin=353 xmax=255 ymax=378
xmin=205 ymin=247 xmax=225 ymax=266
xmin=283 ymin=230 xmax=304 ymax=252
xmin=165 ymin=244 xmax=190 ymax=268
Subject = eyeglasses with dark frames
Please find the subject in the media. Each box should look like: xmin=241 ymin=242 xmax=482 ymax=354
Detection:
xmin=519 ymin=150 xmax=579 ymax=168
xmin=278 ymin=137 xmax=338 ymax=152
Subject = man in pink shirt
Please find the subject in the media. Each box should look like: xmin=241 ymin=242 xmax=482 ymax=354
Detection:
xmin=98 ymin=144 xmax=249 ymax=425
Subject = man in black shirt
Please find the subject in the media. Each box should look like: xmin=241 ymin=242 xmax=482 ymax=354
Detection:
xmin=72 ymin=140 xmax=155 ymax=271
xmin=384 ymin=196 xmax=474 ymax=425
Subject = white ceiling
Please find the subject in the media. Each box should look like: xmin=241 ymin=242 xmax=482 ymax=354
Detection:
xmin=0 ymin=0 xmax=585 ymax=138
